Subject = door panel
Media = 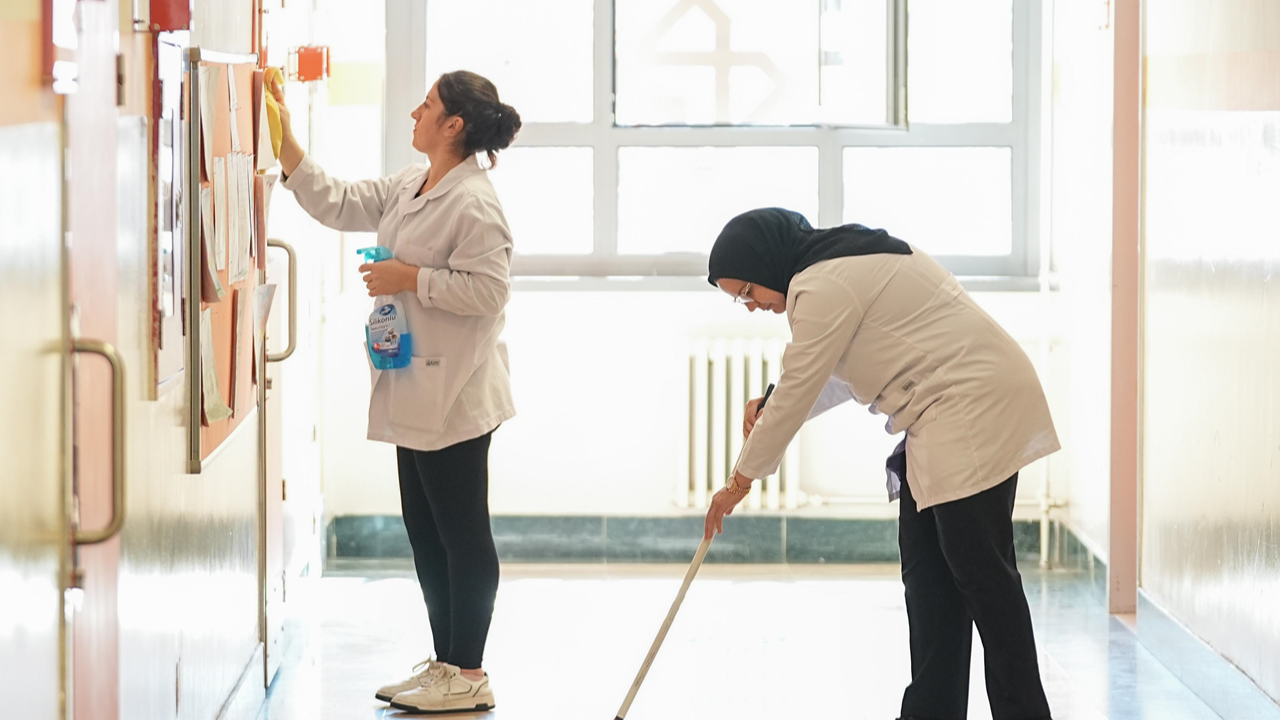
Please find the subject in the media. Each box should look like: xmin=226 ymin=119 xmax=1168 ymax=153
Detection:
xmin=1 ymin=5 xmax=70 ymax=720
xmin=66 ymin=1 xmax=122 ymax=718
xmin=0 ymin=119 xmax=67 ymax=720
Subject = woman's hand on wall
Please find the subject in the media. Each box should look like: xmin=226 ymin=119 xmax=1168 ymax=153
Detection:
xmin=271 ymin=76 xmax=305 ymax=176
xmin=360 ymin=259 xmax=420 ymax=297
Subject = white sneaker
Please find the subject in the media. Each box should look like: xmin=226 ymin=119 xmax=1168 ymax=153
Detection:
xmin=375 ymin=657 xmax=445 ymax=703
xmin=389 ymin=662 xmax=495 ymax=714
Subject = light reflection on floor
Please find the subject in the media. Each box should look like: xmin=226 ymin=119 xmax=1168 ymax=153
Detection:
xmin=257 ymin=562 xmax=1222 ymax=720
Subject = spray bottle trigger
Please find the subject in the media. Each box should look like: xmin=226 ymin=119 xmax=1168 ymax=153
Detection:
xmin=356 ymin=246 xmax=393 ymax=263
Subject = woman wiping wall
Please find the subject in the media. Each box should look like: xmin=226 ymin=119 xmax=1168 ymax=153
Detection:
xmin=273 ymin=70 xmax=519 ymax=715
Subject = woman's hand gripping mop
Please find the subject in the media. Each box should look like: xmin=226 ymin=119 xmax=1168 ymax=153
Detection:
xmin=611 ymin=383 xmax=776 ymax=720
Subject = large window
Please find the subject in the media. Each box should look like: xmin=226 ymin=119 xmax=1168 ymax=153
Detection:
xmin=615 ymin=0 xmax=895 ymax=127
xmin=394 ymin=0 xmax=1041 ymax=284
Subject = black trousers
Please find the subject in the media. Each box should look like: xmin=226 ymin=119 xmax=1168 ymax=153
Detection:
xmin=396 ymin=431 xmax=500 ymax=670
xmin=893 ymin=445 xmax=1052 ymax=720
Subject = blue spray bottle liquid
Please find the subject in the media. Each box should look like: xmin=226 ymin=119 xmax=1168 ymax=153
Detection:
xmin=356 ymin=246 xmax=413 ymax=370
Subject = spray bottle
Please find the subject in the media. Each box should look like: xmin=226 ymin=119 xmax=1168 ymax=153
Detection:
xmin=356 ymin=246 xmax=413 ymax=370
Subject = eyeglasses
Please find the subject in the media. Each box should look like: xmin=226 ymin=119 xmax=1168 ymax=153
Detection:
xmin=733 ymin=283 xmax=754 ymax=305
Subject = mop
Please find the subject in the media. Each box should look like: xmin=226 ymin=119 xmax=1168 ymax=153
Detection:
xmin=612 ymin=384 xmax=774 ymax=720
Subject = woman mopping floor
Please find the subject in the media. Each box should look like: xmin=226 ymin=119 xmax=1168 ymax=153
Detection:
xmin=703 ymin=208 xmax=1060 ymax=720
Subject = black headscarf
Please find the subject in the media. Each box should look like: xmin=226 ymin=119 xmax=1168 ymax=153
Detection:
xmin=707 ymin=208 xmax=912 ymax=296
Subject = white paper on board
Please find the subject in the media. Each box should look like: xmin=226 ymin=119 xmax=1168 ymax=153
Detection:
xmin=252 ymin=283 xmax=277 ymax=363
xmin=198 ymin=66 xmax=218 ymax=179
xmin=262 ymin=172 xmax=277 ymax=211
xmin=242 ymin=155 xmax=255 ymax=264
xmin=234 ymin=154 xmax=252 ymax=283
xmin=239 ymin=154 xmax=249 ymax=278
xmin=228 ymin=154 xmax=243 ymax=283
xmin=200 ymin=187 xmax=215 ymax=263
xmin=225 ymin=154 xmax=237 ymax=281
xmin=213 ymin=156 xmax=228 ymax=271
xmin=253 ymin=283 xmax=277 ymax=338
xmin=200 ymin=309 xmax=233 ymax=424
xmin=198 ymin=187 xmax=224 ymax=301
xmin=227 ymin=64 xmax=241 ymax=152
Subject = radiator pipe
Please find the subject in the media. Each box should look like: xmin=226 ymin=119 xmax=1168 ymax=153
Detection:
xmin=1036 ymin=0 xmax=1066 ymax=570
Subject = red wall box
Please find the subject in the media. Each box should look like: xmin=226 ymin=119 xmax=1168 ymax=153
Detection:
xmin=150 ymin=0 xmax=191 ymax=32
xmin=288 ymin=46 xmax=329 ymax=82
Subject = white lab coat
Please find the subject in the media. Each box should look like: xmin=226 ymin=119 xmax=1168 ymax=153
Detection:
xmin=736 ymin=250 xmax=1060 ymax=509
xmin=282 ymin=153 xmax=516 ymax=452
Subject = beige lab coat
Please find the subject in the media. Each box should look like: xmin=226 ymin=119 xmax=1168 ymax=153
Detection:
xmin=736 ymin=250 xmax=1059 ymax=509
xmin=283 ymin=154 xmax=515 ymax=452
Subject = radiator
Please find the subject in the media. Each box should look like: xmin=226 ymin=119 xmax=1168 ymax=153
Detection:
xmin=684 ymin=338 xmax=802 ymax=510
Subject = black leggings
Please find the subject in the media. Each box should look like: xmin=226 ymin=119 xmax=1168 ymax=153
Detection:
xmin=396 ymin=431 xmax=500 ymax=670
xmin=893 ymin=444 xmax=1052 ymax=720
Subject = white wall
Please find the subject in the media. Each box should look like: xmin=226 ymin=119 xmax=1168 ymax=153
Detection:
xmin=191 ymin=0 xmax=254 ymax=54
xmin=1047 ymin=0 xmax=1116 ymax=561
xmin=316 ymin=284 xmax=1068 ymax=520
xmin=1139 ymin=0 xmax=1280 ymax=703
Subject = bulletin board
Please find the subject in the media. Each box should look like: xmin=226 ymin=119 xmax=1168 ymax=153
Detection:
xmin=184 ymin=48 xmax=267 ymax=473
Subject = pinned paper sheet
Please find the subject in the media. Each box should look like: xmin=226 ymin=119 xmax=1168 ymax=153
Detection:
xmin=229 ymin=289 xmax=247 ymax=416
xmin=200 ymin=309 xmax=233 ymax=425
xmin=232 ymin=154 xmax=243 ymax=279
xmin=252 ymin=283 xmax=277 ymax=385
xmin=253 ymin=283 xmax=277 ymax=339
xmin=226 ymin=154 xmax=241 ymax=282
xmin=199 ymin=188 xmax=225 ymax=303
xmin=213 ymin=156 xmax=228 ymax=271
xmin=198 ymin=65 xmax=220 ymax=180
xmin=239 ymin=154 xmax=253 ymax=281
xmin=229 ymin=154 xmax=253 ymax=285
xmin=199 ymin=186 xmax=215 ymax=267
xmin=242 ymin=155 xmax=255 ymax=265
xmin=227 ymin=63 xmax=241 ymax=152
xmin=235 ymin=154 xmax=246 ymax=281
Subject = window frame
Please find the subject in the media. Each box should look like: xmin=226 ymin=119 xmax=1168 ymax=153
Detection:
xmin=387 ymin=0 xmax=1045 ymax=288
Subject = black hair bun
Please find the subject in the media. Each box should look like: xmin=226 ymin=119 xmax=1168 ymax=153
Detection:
xmin=486 ymin=102 xmax=522 ymax=152
xmin=436 ymin=70 xmax=522 ymax=166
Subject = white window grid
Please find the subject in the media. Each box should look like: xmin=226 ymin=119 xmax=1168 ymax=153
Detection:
xmin=385 ymin=0 xmax=1046 ymax=289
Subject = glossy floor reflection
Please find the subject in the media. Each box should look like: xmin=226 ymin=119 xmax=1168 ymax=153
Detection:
xmin=258 ymin=561 xmax=1224 ymax=720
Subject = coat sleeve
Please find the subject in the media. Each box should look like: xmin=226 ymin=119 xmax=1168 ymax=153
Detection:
xmin=415 ymin=192 xmax=513 ymax=317
xmin=735 ymin=275 xmax=865 ymax=481
xmin=280 ymin=153 xmax=400 ymax=232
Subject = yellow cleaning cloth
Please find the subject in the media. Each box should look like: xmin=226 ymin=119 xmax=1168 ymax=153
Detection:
xmin=263 ymin=67 xmax=284 ymax=159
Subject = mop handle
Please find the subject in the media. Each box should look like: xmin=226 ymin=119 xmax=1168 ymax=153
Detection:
xmin=613 ymin=383 xmax=775 ymax=719
xmin=614 ymin=535 xmax=713 ymax=720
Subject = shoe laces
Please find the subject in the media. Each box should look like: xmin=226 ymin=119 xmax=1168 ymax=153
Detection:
xmin=411 ymin=657 xmax=446 ymax=686
xmin=432 ymin=663 xmax=466 ymax=688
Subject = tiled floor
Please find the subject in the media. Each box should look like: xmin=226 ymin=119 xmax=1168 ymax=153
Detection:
xmin=258 ymin=561 xmax=1226 ymax=720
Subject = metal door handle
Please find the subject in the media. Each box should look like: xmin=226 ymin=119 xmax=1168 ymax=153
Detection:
xmin=72 ymin=339 xmax=127 ymax=545
xmin=267 ymin=239 xmax=297 ymax=362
